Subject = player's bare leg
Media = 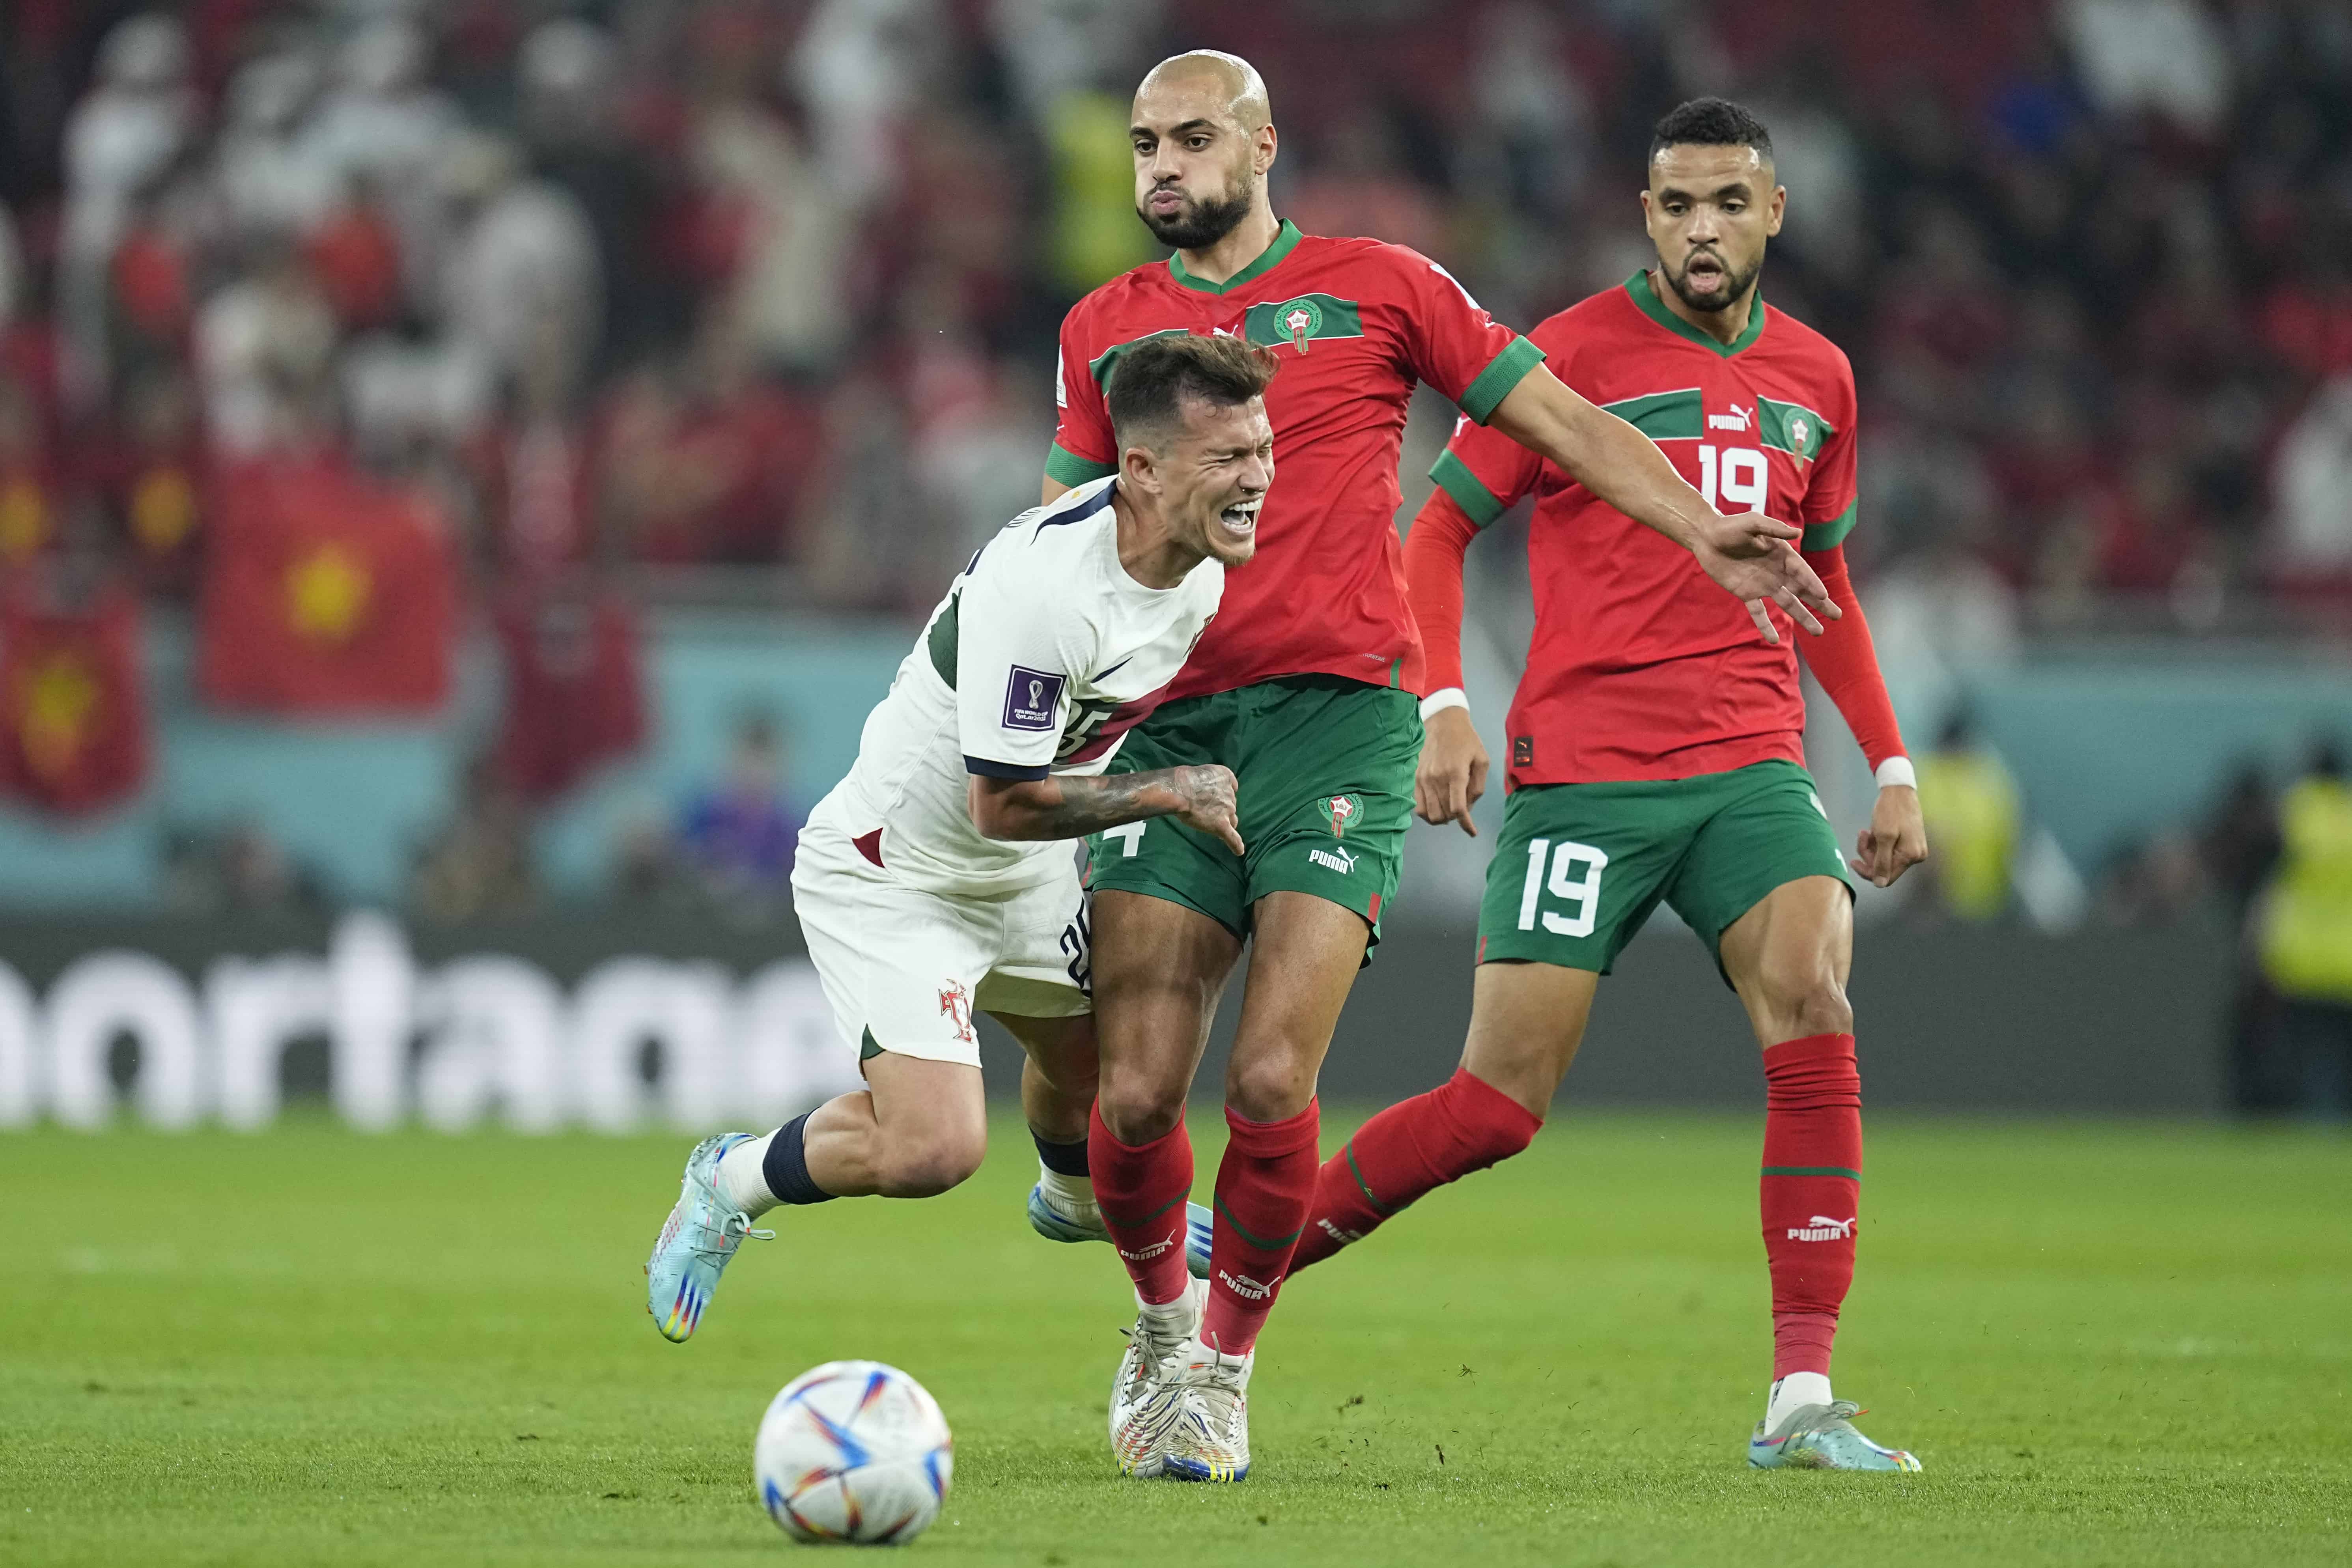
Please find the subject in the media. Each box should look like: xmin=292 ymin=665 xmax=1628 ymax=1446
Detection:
xmin=1719 ymin=875 xmax=1917 ymax=1470
xmin=1289 ymin=961 xmax=1588 ymax=1273
xmin=648 ymin=1052 xmax=987 ymax=1342
xmin=1085 ymin=890 xmax=1241 ymax=1472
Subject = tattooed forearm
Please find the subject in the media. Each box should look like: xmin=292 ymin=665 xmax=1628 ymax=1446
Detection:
xmin=1012 ymin=771 xmax=1183 ymax=839
xmin=969 ymin=764 xmax=1242 ymax=853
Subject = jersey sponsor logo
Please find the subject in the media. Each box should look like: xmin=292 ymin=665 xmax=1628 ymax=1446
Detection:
xmin=1786 ymin=1215 xmax=1855 ymax=1242
xmin=1317 ymin=793 xmax=1363 ymax=837
xmin=1707 ymin=401 xmax=1754 ymax=432
xmin=1309 ymin=846 xmax=1357 ymax=875
xmin=1003 ymin=666 xmax=1064 ymax=730
xmin=937 ymin=980 xmax=976 ymax=1045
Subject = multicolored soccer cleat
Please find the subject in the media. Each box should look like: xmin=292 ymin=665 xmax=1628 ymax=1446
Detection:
xmin=1110 ymin=1277 xmax=1206 ymax=1479
xmin=1159 ymin=1340 xmax=1253 ymax=1483
xmin=1027 ymin=1182 xmax=1215 ymax=1280
xmin=1748 ymin=1400 xmax=1922 ymax=1471
xmin=644 ymin=1133 xmax=773 ymax=1343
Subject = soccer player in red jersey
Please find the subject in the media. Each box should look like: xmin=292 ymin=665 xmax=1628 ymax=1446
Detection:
xmin=1035 ymin=57 xmax=1839 ymax=1483
xmin=1284 ymin=98 xmax=1930 ymax=1472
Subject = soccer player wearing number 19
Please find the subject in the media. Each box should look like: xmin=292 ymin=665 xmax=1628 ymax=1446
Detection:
xmin=1284 ymin=100 xmax=1930 ymax=1472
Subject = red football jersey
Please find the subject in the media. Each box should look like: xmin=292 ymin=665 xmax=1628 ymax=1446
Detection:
xmin=1050 ymin=220 xmax=1543 ymax=703
xmin=1431 ymin=272 xmax=1860 ymax=787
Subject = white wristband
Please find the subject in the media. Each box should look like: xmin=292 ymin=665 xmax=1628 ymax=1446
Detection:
xmin=1875 ymin=756 xmax=1917 ymax=790
xmin=1419 ymin=687 xmax=1469 ymax=721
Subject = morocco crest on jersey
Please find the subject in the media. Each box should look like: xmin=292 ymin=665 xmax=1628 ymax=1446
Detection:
xmin=1318 ymin=794 xmax=1361 ymax=838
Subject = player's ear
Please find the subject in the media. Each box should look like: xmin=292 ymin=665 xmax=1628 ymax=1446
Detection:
xmin=1767 ymin=184 xmax=1786 ymax=236
xmin=1255 ymin=123 xmax=1277 ymax=175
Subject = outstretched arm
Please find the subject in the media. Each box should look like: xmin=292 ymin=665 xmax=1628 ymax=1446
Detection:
xmin=1487 ymin=367 xmax=1838 ymax=643
xmin=1798 ymin=545 xmax=1927 ymax=887
xmin=968 ymin=765 xmax=1245 ymax=853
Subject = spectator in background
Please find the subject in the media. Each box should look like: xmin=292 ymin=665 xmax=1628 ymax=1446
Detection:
xmin=1913 ymin=709 xmax=2022 ymax=923
xmin=2254 ymin=739 xmax=2352 ymax=1117
xmin=59 ymin=15 xmax=196 ymax=411
xmin=0 ymin=369 xmax=58 ymax=565
xmin=600 ymin=308 xmax=825 ymax=564
xmin=413 ymin=752 xmax=536 ymax=923
xmin=679 ymin=711 xmax=803 ymax=910
xmin=2270 ymin=374 xmax=2352 ymax=594
xmin=436 ymin=131 xmax=602 ymax=390
xmin=192 ymin=233 xmax=337 ymax=458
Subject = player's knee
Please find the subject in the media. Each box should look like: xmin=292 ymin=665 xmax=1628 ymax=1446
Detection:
xmin=1758 ymin=959 xmax=1852 ymax=1037
xmin=875 ymin=1127 xmax=986 ymax=1198
xmin=1223 ymin=1052 xmax=1316 ymax=1124
xmin=1095 ymin=1071 xmax=1183 ymax=1145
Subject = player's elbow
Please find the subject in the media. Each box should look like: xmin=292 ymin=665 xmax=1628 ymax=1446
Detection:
xmin=966 ymin=776 xmax=1042 ymax=840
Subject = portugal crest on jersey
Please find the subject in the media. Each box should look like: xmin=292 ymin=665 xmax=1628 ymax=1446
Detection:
xmin=1276 ymin=297 xmax=1325 ymax=354
xmin=937 ymin=981 xmax=975 ymax=1045
xmin=1318 ymin=793 xmax=1361 ymax=837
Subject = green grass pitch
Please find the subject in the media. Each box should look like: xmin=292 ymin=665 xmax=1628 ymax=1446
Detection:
xmin=3 ymin=1112 xmax=2346 ymax=1566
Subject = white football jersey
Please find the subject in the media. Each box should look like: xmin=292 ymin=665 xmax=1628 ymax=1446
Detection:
xmin=812 ymin=477 xmax=1224 ymax=896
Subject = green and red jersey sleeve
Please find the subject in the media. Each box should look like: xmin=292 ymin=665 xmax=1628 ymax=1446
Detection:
xmin=1794 ymin=345 xmax=1860 ymax=552
xmin=1047 ymin=302 xmax=1119 ymax=489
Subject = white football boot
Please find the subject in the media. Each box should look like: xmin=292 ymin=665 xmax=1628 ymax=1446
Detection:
xmin=1160 ymin=1338 xmax=1253 ymax=1482
xmin=1109 ymin=1277 xmax=1206 ymax=1478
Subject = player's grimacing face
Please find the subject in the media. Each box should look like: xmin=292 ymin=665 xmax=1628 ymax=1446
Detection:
xmin=1131 ymin=80 xmax=1268 ymax=250
xmin=1642 ymin=143 xmax=1785 ymax=313
xmin=1157 ymin=396 xmax=1272 ymax=567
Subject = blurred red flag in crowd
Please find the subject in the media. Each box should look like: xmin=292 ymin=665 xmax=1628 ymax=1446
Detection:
xmin=0 ymin=586 xmax=149 ymax=814
xmin=491 ymin=588 xmax=647 ymax=801
xmin=196 ymin=454 xmax=455 ymax=714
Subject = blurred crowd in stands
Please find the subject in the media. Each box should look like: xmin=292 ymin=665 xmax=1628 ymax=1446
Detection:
xmin=0 ymin=0 xmax=2350 ymax=928
xmin=1 ymin=0 xmax=2350 ymax=626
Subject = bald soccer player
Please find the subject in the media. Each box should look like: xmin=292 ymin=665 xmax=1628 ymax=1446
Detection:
xmin=1029 ymin=52 xmax=1839 ymax=1483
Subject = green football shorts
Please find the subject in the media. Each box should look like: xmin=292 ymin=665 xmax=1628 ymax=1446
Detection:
xmin=1085 ymin=675 xmax=1420 ymax=948
xmin=1477 ymin=758 xmax=1852 ymax=977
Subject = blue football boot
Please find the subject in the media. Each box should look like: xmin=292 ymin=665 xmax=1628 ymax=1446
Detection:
xmin=1028 ymin=1182 xmax=1213 ymax=1279
xmin=645 ymin=1133 xmax=773 ymax=1342
xmin=1748 ymin=1400 xmax=1923 ymax=1471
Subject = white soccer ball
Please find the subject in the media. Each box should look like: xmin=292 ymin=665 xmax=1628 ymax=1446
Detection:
xmin=754 ymin=1360 xmax=954 ymax=1545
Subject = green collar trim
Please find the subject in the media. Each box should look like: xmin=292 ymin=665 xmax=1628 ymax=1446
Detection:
xmin=1626 ymin=269 xmax=1766 ymax=357
xmin=1169 ymin=219 xmax=1304 ymax=295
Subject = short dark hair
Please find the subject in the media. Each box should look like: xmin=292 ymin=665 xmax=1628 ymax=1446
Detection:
xmin=1106 ymin=333 xmax=1278 ymax=453
xmin=1649 ymin=97 xmax=1774 ymax=166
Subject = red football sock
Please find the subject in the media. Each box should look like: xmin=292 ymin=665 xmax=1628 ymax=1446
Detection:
xmin=1088 ymin=1102 xmax=1193 ymax=1307
xmin=1288 ymin=1067 xmax=1541 ymax=1274
xmin=1760 ymin=1033 xmax=1863 ymax=1379
xmin=1199 ymin=1101 xmax=1320 ymax=1356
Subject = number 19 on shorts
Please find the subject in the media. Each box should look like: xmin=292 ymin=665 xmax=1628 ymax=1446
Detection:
xmin=1518 ymin=838 xmax=1609 ymax=938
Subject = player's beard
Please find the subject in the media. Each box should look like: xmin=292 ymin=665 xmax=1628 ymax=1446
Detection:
xmin=1664 ymin=249 xmax=1762 ymax=314
xmin=1139 ymin=168 xmax=1256 ymax=250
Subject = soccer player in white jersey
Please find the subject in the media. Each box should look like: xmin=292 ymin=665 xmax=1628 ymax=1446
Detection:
xmin=643 ymin=334 xmax=1279 ymax=1343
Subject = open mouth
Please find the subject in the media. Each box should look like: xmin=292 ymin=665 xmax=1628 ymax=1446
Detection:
xmin=1215 ymin=498 xmax=1261 ymax=538
xmin=1684 ymin=253 xmax=1728 ymax=293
